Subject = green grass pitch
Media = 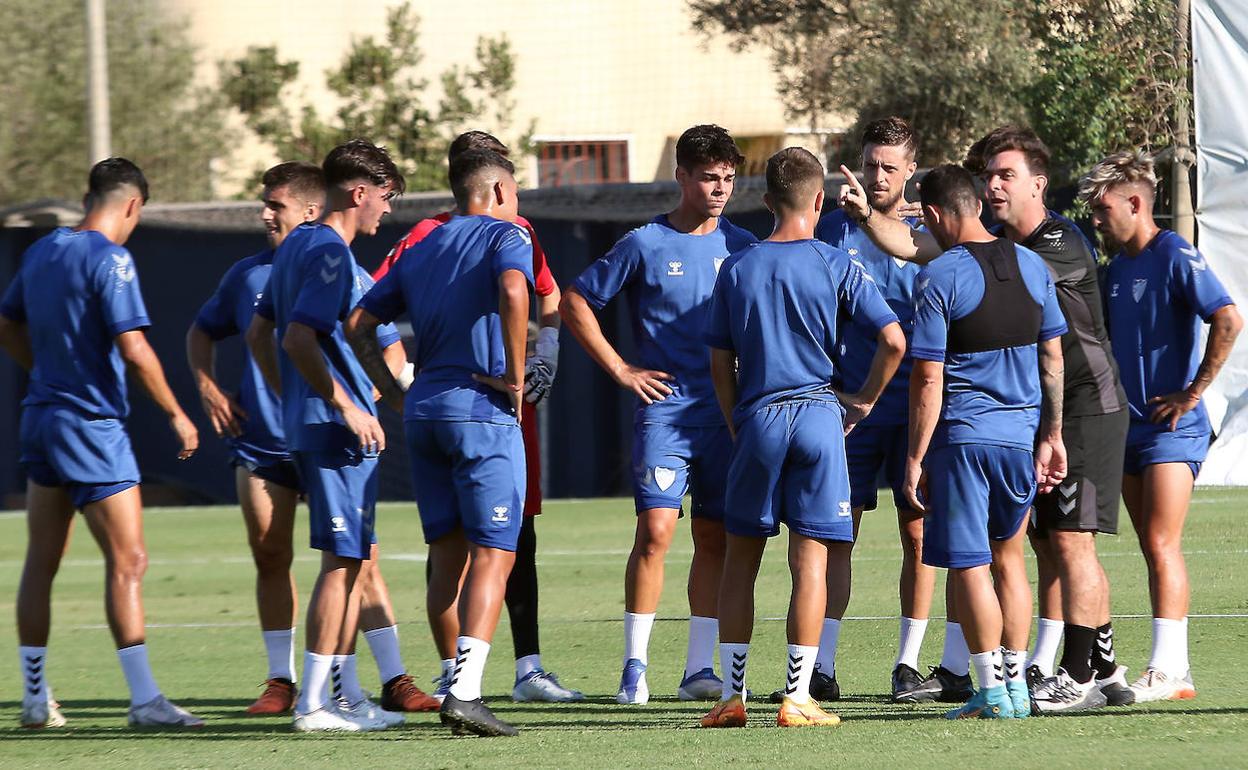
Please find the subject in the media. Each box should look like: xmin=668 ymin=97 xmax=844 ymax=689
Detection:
xmin=1 ymin=489 xmax=1246 ymax=767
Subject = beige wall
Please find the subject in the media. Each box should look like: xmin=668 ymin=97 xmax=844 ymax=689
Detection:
xmin=165 ymin=0 xmax=840 ymax=189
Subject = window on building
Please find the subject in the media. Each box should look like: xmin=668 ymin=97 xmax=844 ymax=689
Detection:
xmin=536 ymin=140 xmax=629 ymax=187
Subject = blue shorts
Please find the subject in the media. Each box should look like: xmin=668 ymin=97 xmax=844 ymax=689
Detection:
xmin=632 ymin=422 xmax=731 ymax=519
xmin=406 ymin=420 xmax=525 ymax=551
xmin=724 ymin=397 xmax=854 ymax=541
xmin=231 ymin=453 xmax=302 ymax=492
xmin=1123 ymin=421 xmax=1207 ymax=479
xmin=845 ymin=423 xmax=908 ymax=512
xmin=922 ymin=444 xmax=1034 ymax=569
xmin=19 ymin=406 xmax=140 ymax=509
xmin=292 ymin=449 xmax=378 ymax=560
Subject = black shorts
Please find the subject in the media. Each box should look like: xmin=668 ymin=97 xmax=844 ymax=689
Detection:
xmin=231 ymin=456 xmax=303 ymax=493
xmin=1033 ymin=409 xmax=1127 ymax=536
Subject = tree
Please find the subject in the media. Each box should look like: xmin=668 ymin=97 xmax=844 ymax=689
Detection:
xmin=690 ymin=0 xmax=1038 ymax=166
xmin=220 ymin=2 xmax=529 ymax=192
xmin=0 ymin=0 xmax=229 ymax=205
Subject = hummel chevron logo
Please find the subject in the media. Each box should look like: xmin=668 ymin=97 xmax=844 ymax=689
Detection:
xmin=324 ymin=254 xmax=343 ymax=268
xmin=1058 ymin=481 xmax=1078 ymax=515
xmin=25 ymin=655 xmax=42 ymax=664
xmin=28 ymin=686 xmax=40 ymax=695
xmin=26 ymin=663 xmax=42 ymax=675
xmin=788 ymin=653 xmax=803 ymax=667
xmin=320 ymin=267 xmax=338 ymax=284
xmin=1189 ymin=256 xmax=1208 ymax=271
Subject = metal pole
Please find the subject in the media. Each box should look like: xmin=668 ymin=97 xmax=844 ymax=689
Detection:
xmin=1173 ymin=0 xmax=1195 ymax=241
xmin=85 ymin=0 xmax=111 ymax=164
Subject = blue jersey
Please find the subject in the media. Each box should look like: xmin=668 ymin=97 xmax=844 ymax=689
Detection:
xmin=816 ymin=209 xmax=921 ymax=425
xmin=194 ymin=250 xmax=287 ymax=463
xmin=703 ymin=239 xmax=899 ymax=429
xmin=911 ymin=241 xmax=1068 ymax=450
xmin=358 ymin=215 xmax=534 ymax=425
xmin=1104 ymin=230 xmax=1233 ymax=429
xmin=255 ymin=223 xmax=400 ymax=451
xmin=0 ymin=227 xmax=150 ymax=419
xmin=573 ymin=215 xmax=757 ymax=426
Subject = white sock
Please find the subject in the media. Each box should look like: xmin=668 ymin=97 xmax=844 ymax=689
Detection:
xmin=296 ymin=651 xmax=334 ymax=714
xmin=116 ymin=644 xmax=161 ymax=706
xmin=623 ymin=611 xmax=656 ymax=666
xmin=448 ymin=636 xmax=491 ymax=701
xmin=784 ymin=644 xmax=818 ymax=702
xmin=19 ymin=645 xmax=48 ymax=705
xmin=1028 ymin=617 xmax=1063 ymax=676
xmin=971 ymin=649 xmax=1003 ymax=690
xmin=333 ymin=653 xmax=367 ymax=704
xmin=363 ymin=625 xmax=405 ymax=684
xmin=1002 ymin=648 xmax=1026 ymax=685
xmin=1150 ymin=617 xmax=1187 ymax=677
xmin=895 ymin=617 xmax=929 ymax=670
xmin=1180 ymin=617 xmax=1190 ymax=675
xmin=940 ymin=622 xmax=970 ymax=676
xmin=720 ymin=642 xmax=749 ymax=700
xmin=684 ymin=616 xmax=718 ymax=677
xmin=516 ymin=653 xmax=542 ymax=681
xmin=262 ymin=628 xmax=296 ymax=682
xmin=440 ymin=657 xmax=455 ymax=683
xmin=815 ymin=618 xmax=841 ymax=675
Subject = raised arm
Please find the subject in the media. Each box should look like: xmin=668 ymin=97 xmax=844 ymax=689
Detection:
xmin=560 ymin=286 xmax=673 ymax=404
xmin=282 ymin=321 xmax=385 ymax=453
xmin=838 ymin=164 xmax=941 ymax=263
xmin=116 ymin=329 xmax=198 ymax=459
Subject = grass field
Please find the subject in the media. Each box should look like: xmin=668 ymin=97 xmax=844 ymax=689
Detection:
xmin=1 ymin=489 xmax=1246 ymax=768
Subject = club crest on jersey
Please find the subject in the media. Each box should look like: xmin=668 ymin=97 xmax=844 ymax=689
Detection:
xmin=667 ymin=261 xmax=684 ymax=276
xmin=491 ymin=506 xmax=510 ymax=523
xmin=653 ymin=466 xmax=677 ymax=492
xmin=111 ymin=253 xmax=135 ymax=284
xmin=713 ymin=257 xmax=725 ymax=274
xmin=1132 ymin=278 xmax=1148 ymax=302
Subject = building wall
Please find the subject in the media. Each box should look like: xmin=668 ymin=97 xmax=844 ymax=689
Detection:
xmin=163 ymin=0 xmax=838 ymax=190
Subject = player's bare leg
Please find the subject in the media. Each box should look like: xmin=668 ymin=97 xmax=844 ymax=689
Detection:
xmin=618 ymin=507 xmax=677 ymax=704
xmin=774 ymin=534 xmax=841 ymax=728
xmin=294 ymin=554 xmax=362 ymax=719
xmin=1125 ymin=465 xmax=1196 ymax=700
xmin=82 ymin=486 xmax=202 ymax=727
xmin=356 ymin=545 xmax=437 ymax=712
xmin=700 ymin=533 xmax=764 ymax=728
xmin=428 ymin=528 xmax=470 ymax=696
xmin=892 ymin=505 xmax=937 ymax=691
xmin=16 ymin=482 xmax=75 ymax=728
xmin=989 ymin=520 xmax=1032 ymax=715
xmin=678 ymin=517 xmax=725 ymax=700
xmin=1027 ymin=531 xmax=1064 ymax=679
xmin=236 ymin=468 xmax=298 ymax=713
xmin=792 ymin=510 xmax=861 ymax=704
xmin=945 ymin=559 xmax=1013 ymax=719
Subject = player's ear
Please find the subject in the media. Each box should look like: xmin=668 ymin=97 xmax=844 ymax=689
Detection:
xmin=124 ymin=195 xmax=141 ymax=220
xmin=1035 ymin=173 xmax=1048 ymax=199
xmin=493 ymin=180 xmax=506 ymax=206
xmin=352 ymin=184 xmax=367 ymax=207
xmin=762 ymin=191 xmax=776 ymax=214
xmin=923 ymin=204 xmax=940 ymax=227
xmin=905 ymin=160 xmax=917 ymax=181
xmin=813 ymin=188 xmax=825 ymax=215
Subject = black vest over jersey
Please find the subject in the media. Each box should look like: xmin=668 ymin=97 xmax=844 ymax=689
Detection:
xmin=946 ymin=239 xmax=1042 ymax=355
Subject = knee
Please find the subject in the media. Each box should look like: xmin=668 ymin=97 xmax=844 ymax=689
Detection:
xmin=1142 ymin=531 xmax=1182 ymax=562
xmin=635 ymin=523 xmax=674 ymax=560
xmin=692 ymin=527 xmax=726 ymax=561
xmin=109 ymin=547 xmax=148 ymax=583
xmin=251 ymin=537 xmax=294 ymax=575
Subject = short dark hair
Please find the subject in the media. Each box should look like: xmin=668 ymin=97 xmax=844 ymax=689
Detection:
xmin=449 ymin=131 xmax=508 ymax=163
xmin=861 ymin=116 xmax=918 ymax=158
xmin=87 ymin=157 xmax=148 ymax=205
xmin=449 ymin=149 xmax=515 ymax=208
xmin=262 ymin=161 xmax=325 ymax=203
xmin=965 ymin=125 xmax=1050 ymax=177
xmin=765 ymin=147 xmax=824 ymax=211
xmin=675 ymin=124 xmax=745 ymax=171
xmin=322 ymin=139 xmax=406 ymax=194
xmin=919 ymin=164 xmax=980 ymax=217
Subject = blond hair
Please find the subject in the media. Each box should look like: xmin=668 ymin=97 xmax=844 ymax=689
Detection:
xmin=1079 ymin=150 xmax=1158 ymax=204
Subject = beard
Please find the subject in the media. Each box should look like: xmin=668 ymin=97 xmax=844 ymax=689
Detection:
xmin=870 ymin=187 xmax=904 ymax=213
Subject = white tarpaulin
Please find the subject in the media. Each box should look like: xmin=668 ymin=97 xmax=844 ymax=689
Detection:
xmin=1192 ymin=0 xmax=1248 ymax=485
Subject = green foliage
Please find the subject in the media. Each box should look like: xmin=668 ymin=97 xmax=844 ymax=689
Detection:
xmin=0 ymin=0 xmax=229 ymax=205
xmin=689 ymin=0 xmax=1188 ymax=183
xmin=220 ymin=2 xmax=529 ymax=193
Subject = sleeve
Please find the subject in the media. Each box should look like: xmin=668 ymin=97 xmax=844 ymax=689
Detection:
xmin=841 ymin=258 xmax=900 ymax=333
xmin=492 ymin=224 xmax=536 ymax=284
xmin=702 ymin=267 xmax=735 ymax=351
xmin=94 ymin=248 xmax=150 ymax=335
xmin=910 ymin=267 xmax=950 ymax=362
xmin=1173 ymin=246 xmax=1234 ymax=321
xmin=0 ymin=270 xmax=25 ymax=322
xmin=1038 ymin=271 xmax=1069 ymax=341
xmin=194 ymin=264 xmax=241 ymax=340
xmin=377 ymin=322 xmax=402 ymax=349
xmin=526 ymin=222 xmax=558 ymax=297
xmin=572 ymin=231 xmax=642 ymax=310
xmin=255 ymin=276 xmax=275 ymax=321
xmin=290 ymin=243 xmax=353 ymax=334
xmin=357 ymin=266 xmax=406 ymax=325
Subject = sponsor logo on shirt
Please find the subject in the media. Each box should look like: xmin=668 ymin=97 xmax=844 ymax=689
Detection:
xmin=492 ymin=506 xmax=510 ymax=523
xmin=1042 ymin=231 xmax=1064 ymax=241
xmin=667 ymin=261 xmax=684 ymax=276
xmin=1132 ymin=278 xmax=1148 ymax=303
